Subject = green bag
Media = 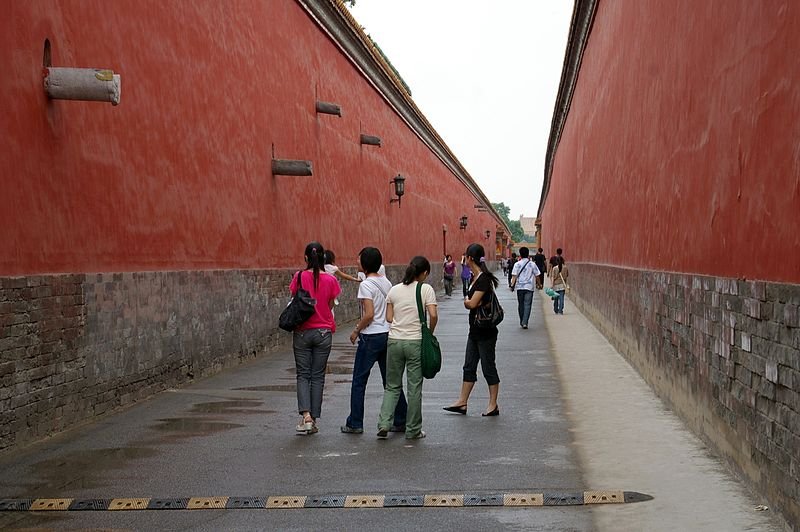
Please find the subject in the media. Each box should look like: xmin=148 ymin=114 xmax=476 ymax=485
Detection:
xmin=416 ymin=282 xmax=441 ymax=379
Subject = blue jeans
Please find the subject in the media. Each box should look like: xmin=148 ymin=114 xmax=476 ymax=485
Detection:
xmin=346 ymin=332 xmax=407 ymax=430
xmin=516 ymin=289 xmax=533 ymax=326
xmin=553 ymin=290 xmax=566 ymax=314
xmin=293 ymin=328 xmax=332 ymax=419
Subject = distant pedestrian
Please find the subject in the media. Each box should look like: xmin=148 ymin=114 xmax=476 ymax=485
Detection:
xmin=341 ymin=247 xmax=407 ymax=434
xmin=548 ymin=247 xmax=564 ymax=273
xmin=510 ymin=246 xmax=540 ymax=329
xmin=443 ymin=254 xmax=456 ymax=297
xmin=533 ymin=248 xmax=547 ymax=289
xmin=290 ymin=242 xmax=341 ymax=435
xmin=550 ymin=255 xmax=569 ymax=315
xmin=377 ymin=256 xmax=438 ymax=440
xmin=506 ymin=253 xmax=517 ymax=287
xmin=444 ymin=243 xmax=501 ymax=417
xmin=460 ymin=254 xmax=472 ymax=298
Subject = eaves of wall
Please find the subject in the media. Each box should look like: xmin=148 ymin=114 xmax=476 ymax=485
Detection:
xmin=296 ymin=0 xmax=512 ymax=236
xmin=538 ymin=0 xmax=599 ymax=218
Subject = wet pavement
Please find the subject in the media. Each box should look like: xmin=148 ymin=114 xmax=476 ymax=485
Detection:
xmin=0 ymin=275 xmax=785 ymax=530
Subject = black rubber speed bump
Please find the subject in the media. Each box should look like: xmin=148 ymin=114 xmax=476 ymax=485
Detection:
xmin=147 ymin=498 xmax=188 ymax=510
xmin=304 ymin=495 xmax=346 ymax=508
xmin=624 ymin=491 xmax=654 ymax=503
xmin=0 ymin=499 xmax=32 ymax=511
xmin=383 ymin=494 xmax=424 ymax=507
xmin=226 ymin=497 xmax=265 ymax=509
xmin=464 ymin=494 xmax=504 ymax=506
xmin=69 ymin=499 xmax=111 ymax=511
xmin=543 ymin=492 xmax=583 ymax=506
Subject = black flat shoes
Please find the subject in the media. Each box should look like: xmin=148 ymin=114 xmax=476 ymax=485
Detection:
xmin=443 ymin=405 xmax=467 ymax=415
xmin=481 ymin=406 xmax=500 ymax=417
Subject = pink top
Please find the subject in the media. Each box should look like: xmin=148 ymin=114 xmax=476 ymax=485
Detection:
xmin=289 ymin=270 xmax=341 ymax=332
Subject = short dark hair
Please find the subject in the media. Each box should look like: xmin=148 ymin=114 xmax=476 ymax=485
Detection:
xmin=359 ymin=247 xmax=382 ymax=274
xmin=538 ymin=248 xmax=543 ymax=253
xmin=519 ymin=247 xmax=530 ymax=258
xmin=556 ymin=248 xmax=563 ymax=255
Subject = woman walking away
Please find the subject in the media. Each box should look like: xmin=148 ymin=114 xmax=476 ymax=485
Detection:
xmin=443 ymin=254 xmax=456 ymax=297
xmin=550 ymin=256 xmax=569 ymax=315
xmin=460 ymin=254 xmax=472 ymax=298
xmin=377 ymin=256 xmax=438 ymax=440
xmin=290 ymin=242 xmax=341 ymax=435
xmin=444 ymin=243 xmax=501 ymax=417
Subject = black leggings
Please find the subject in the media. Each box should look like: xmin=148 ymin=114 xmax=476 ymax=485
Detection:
xmin=462 ymin=328 xmax=499 ymax=385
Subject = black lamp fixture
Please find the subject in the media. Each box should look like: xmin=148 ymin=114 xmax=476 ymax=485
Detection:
xmin=390 ymin=174 xmax=406 ymax=207
xmin=459 ymin=215 xmax=468 ymax=230
xmin=485 ymin=230 xmax=491 ymax=239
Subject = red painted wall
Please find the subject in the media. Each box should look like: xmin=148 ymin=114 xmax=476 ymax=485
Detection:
xmin=542 ymin=1 xmax=800 ymax=283
xmin=0 ymin=0 xmax=498 ymax=275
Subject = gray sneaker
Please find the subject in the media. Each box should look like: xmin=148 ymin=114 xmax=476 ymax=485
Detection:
xmin=405 ymin=431 xmax=426 ymax=440
xmin=340 ymin=425 xmax=363 ymax=434
xmin=376 ymin=428 xmax=389 ymax=439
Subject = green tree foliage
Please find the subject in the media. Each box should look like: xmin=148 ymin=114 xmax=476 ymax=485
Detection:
xmin=491 ymin=202 xmax=525 ymax=242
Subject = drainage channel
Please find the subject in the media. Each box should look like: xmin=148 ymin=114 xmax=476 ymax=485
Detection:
xmin=0 ymin=490 xmax=652 ymax=511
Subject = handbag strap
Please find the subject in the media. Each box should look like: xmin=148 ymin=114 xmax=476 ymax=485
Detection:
xmin=415 ymin=282 xmax=426 ymax=326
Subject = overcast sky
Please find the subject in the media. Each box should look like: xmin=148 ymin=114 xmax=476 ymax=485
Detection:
xmin=348 ymin=1 xmax=574 ymax=221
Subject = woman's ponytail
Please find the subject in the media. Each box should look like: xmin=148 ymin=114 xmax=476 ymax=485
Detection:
xmin=304 ymin=242 xmax=325 ymax=289
xmin=401 ymin=256 xmax=431 ymax=285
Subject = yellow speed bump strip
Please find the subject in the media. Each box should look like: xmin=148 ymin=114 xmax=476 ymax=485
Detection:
xmin=0 ymin=490 xmax=652 ymax=511
xmin=109 ymin=498 xmax=150 ymax=511
xmin=30 ymin=499 xmax=73 ymax=511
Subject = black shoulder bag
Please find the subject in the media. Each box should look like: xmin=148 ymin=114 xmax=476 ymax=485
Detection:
xmin=474 ymin=282 xmax=504 ymax=329
xmin=278 ymin=271 xmax=318 ymax=332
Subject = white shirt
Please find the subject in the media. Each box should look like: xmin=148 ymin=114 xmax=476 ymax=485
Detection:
xmin=386 ymin=282 xmax=437 ymax=340
xmin=512 ymin=258 xmax=540 ymax=291
xmin=357 ymin=275 xmax=393 ymax=335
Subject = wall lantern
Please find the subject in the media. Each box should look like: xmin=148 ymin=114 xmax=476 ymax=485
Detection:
xmin=459 ymin=215 xmax=468 ymax=230
xmin=485 ymin=230 xmax=491 ymax=239
xmin=390 ymin=174 xmax=406 ymax=207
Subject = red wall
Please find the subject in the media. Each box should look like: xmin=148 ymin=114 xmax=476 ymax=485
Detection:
xmin=0 ymin=0 xmax=498 ymax=275
xmin=542 ymin=0 xmax=800 ymax=283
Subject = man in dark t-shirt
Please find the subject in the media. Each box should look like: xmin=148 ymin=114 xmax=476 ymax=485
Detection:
xmin=533 ymin=248 xmax=547 ymax=289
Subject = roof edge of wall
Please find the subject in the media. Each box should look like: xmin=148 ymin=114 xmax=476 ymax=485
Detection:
xmin=296 ymin=0 xmax=512 ymax=235
xmin=537 ymin=0 xmax=599 ymax=219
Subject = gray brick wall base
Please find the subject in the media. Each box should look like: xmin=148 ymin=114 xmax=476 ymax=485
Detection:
xmin=0 ymin=265 xmax=419 ymax=454
xmin=567 ymin=263 xmax=800 ymax=527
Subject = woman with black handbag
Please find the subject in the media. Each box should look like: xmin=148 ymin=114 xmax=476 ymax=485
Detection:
xmin=444 ymin=243 xmax=502 ymax=417
xmin=289 ymin=242 xmax=341 ymax=435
